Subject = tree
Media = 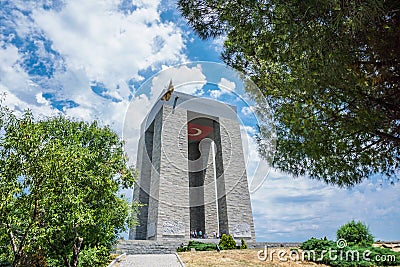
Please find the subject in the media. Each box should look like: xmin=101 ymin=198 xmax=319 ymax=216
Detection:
xmin=0 ymin=108 xmax=136 ymax=267
xmin=337 ymin=220 xmax=374 ymax=247
xmin=240 ymin=238 xmax=248 ymax=249
xmin=178 ymin=0 xmax=400 ymax=186
xmin=218 ymin=234 xmax=237 ymax=249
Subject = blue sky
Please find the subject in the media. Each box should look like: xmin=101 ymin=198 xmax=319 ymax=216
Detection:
xmin=1 ymin=0 xmax=399 ymax=242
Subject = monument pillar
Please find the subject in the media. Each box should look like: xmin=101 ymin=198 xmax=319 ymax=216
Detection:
xmin=130 ymin=91 xmax=255 ymax=241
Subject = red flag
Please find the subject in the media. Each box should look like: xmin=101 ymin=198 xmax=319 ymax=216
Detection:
xmin=187 ymin=123 xmax=213 ymax=141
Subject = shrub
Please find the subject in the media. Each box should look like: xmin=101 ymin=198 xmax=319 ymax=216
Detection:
xmin=300 ymin=237 xmax=336 ymax=252
xmin=176 ymin=242 xmax=189 ymax=252
xmin=176 ymin=241 xmax=217 ymax=252
xmin=301 ymin=237 xmax=400 ymax=266
xmin=219 ymin=234 xmax=236 ymax=250
xmin=240 ymin=238 xmax=248 ymax=249
xmin=337 ymin=220 xmax=374 ymax=246
xmin=78 ymin=246 xmax=109 ymax=267
xmin=301 ymin=222 xmax=400 ymax=266
xmin=319 ymin=246 xmax=400 ymax=267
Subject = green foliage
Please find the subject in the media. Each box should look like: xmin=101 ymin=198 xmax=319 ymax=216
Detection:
xmin=337 ymin=220 xmax=374 ymax=247
xmin=367 ymin=247 xmax=400 ymax=266
xmin=325 ymin=246 xmax=399 ymax=266
xmin=176 ymin=240 xmax=217 ymax=252
xmin=300 ymin=237 xmax=336 ymax=252
xmin=218 ymin=234 xmax=237 ymax=250
xmin=240 ymin=238 xmax=248 ymax=249
xmin=18 ymin=249 xmax=47 ymax=267
xmin=0 ymin=230 xmax=12 ymax=265
xmin=77 ymin=246 xmax=110 ymax=267
xmin=178 ymin=0 xmax=400 ymax=186
xmin=301 ymin=239 xmax=400 ymax=266
xmin=0 ymin=108 xmax=137 ymax=267
xmin=301 ymin=223 xmax=399 ymax=266
xmin=176 ymin=246 xmax=189 ymax=252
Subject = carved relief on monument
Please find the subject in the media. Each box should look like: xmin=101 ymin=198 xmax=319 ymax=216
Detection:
xmin=232 ymin=223 xmax=251 ymax=238
xmin=162 ymin=220 xmax=185 ymax=236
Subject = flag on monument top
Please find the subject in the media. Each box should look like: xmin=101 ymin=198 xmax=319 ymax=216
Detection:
xmin=161 ymin=80 xmax=174 ymax=101
xmin=187 ymin=123 xmax=213 ymax=141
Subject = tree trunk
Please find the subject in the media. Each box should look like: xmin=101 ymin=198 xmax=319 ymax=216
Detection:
xmin=63 ymin=255 xmax=71 ymax=267
xmin=7 ymin=223 xmax=21 ymax=267
xmin=71 ymin=236 xmax=83 ymax=267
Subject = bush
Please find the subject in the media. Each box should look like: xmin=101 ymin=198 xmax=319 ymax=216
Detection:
xmin=300 ymin=237 xmax=336 ymax=252
xmin=337 ymin=220 xmax=374 ymax=247
xmin=176 ymin=244 xmax=189 ymax=252
xmin=300 ymin=222 xmax=399 ymax=266
xmin=301 ymin=237 xmax=400 ymax=266
xmin=176 ymin=241 xmax=217 ymax=252
xmin=240 ymin=238 xmax=248 ymax=249
xmin=77 ymin=246 xmax=110 ymax=267
xmin=319 ymin=246 xmax=400 ymax=267
xmin=219 ymin=234 xmax=236 ymax=250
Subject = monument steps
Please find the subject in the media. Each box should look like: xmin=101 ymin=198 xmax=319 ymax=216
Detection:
xmin=115 ymin=239 xmax=266 ymax=255
xmin=115 ymin=239 xmax=188 ymax=254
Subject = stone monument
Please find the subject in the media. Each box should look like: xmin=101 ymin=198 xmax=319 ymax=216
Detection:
xmin=129 ymin=87 xmax=255 ymax=242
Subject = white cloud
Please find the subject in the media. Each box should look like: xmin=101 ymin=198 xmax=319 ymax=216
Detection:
xmin=122 ymin=64 xmax=207 ymax=166
xmin=1 ymin=84 xmax=58 ymax=118
xmin=207 ymin=77 xmax=236 ymax=100
xmin=0 ymin=0 xmax=189 ymax=137
xmin=35 ymin=92 xmax=49 ymax=105
xmin=32 ymin=0 xmax=186 ymax=89
xmin=209 ymin=90 xmax=222 ymax=99
xmin=251 ymin=171 xmax=400 ymax=242
xmin=0 ymin=44 xmax=32 ymax=100
xmin=238 ymin=119 xmax=400 ymax=242
xmin=240 ymin=127 xmax=272 ymax=193
xmin=211 ymin=35 xmax=226 ymax=53
xmin=241 ymin=125 xmax=256 ymax=136
xmin=218 ymin=77 xmax=235 ymax=91
xmin=241 ymin=106 xmax=254 ymax=116
xmin=0 ymin=44 xmax=57 ymax=117
xmin=151 ymin=64 xmax=206 ymax=97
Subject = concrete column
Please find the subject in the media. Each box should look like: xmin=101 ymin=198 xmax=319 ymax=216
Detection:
xmin=156 ymin=105 xmax=190 ymax=239
xmin=203 ymin=141 xmax=218 ymax=238
xmin=219 ymin=117 xmax=256 ymax=241
xmin=147 ymin=108 xmax=163 ymax=239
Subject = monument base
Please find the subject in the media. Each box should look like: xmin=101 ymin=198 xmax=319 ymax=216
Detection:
xmin=115 ymin=238 xmax=258 ymax=255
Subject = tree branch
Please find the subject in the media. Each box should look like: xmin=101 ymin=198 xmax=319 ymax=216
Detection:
xmin=374 ymin=130 xmax=400 ymax=144
xmin=6 ymin=222 xmax=17 ymax=256
xmin=63 ymin=255 xmax=71 ymax=267
xmin=72 ymin=236 xmax=83 ymax=267
xmin=71 ymin=224 xmax=83 ymax=267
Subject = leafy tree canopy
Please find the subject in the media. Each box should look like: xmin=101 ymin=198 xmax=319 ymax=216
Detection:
xmin=0 ymin=105 xmax=137 ymax=267
xmin=178 ymin=0 xmax=400 ymax=186
xmin=337 ymin=220 xmax=374 ymax=247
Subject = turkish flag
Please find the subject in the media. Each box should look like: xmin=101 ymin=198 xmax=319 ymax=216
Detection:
xmin=187 ymin=123 xmax=213 ymax=141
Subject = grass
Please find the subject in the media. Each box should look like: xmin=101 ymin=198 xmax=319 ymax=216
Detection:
xmin=178 ymin=248 xmax=330 ymax=267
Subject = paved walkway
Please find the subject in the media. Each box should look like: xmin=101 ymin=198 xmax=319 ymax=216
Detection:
xmin=116 ymin=254 xmax=182 ymax=267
